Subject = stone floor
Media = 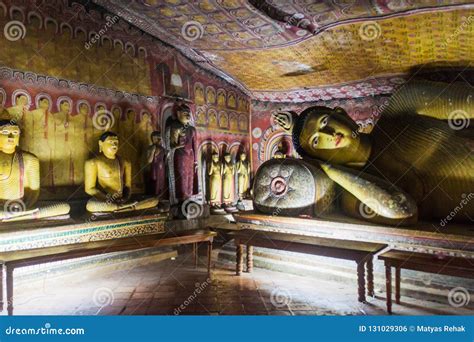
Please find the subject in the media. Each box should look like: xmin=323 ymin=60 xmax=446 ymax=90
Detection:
xmin=8 ymin=250 xmax=473 ymax=316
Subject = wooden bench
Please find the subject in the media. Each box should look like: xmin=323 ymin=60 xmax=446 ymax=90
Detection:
xmin=0 ymin=229 xmax=216 ymax=315
xmin=233 ymin=229 xmax=387 ymax=302
xmin=379 ymin=250 xmax=474 ymax=314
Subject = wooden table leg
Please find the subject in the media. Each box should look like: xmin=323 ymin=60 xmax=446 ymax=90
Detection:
xmin=236 ymin=243 xmax=244 ymax=276
xmin=357 ymin=261 xmax=366 ymax=302
xmin=366 ymin=256 xmax=374 ymax=297
xmin=193 ymin=243 xmax=198 ymax=269
xmin=207 ymin=240 xmax=212 ymax=276
xmin=6 ymin=266 xmax=13 ymax=316
xmin=395 ymin=267 xmax=401 ymax=304
xmin=246 ymin=245 xmax=253 ymax=273
xmin=385 ymin=264 xmax=392 ymax=314
xmin=0 ymin=264 xmax=3 ymax=312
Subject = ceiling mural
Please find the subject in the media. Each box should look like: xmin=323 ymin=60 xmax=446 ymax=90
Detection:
xmin=93 ymin=1 xmax=474 ymax=102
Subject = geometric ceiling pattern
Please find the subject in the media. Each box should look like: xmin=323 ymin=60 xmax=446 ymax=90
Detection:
xmin=94 ymin=0 xmax=474 ymax=102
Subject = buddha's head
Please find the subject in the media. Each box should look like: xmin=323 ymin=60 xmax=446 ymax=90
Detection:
xmin=79 ymin=102 xmax=89 ymax=115
xmin=212 ymin=152 xmax=219 ymax=163
xmin=239 ymin=152 xmax=247 ymax=161
xmin=99 ymin=132 xmax=119 ymax=159
xmin=291 ymin=106 xmax=365 ymax=165
xmin=126 ymin=109 xmax=135 ymax=120
xmin=0 ymin=120 xmax=20 ymax=154
xmin=224 ymin=153 xmax=231 ymax=163
xmin=16 ymin=94 xmax=28 ymax=107
xmin=151 ymin=131 xmax=161 ymax=145
xmin=59 ymin=100 xmax=71 ymax=115
xmin=175 ymin=103 xmax=191 ymax=126
xmin=39 ymin=97 xmax=50 ymax=111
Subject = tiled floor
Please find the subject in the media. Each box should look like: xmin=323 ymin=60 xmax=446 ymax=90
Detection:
xmin=8 ymin=251 xmax=473 ymax=316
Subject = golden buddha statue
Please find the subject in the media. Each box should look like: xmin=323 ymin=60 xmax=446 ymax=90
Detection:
xmin=84 ymin=132 xmax=159 ymax=214
xmin=221 ymin=153 xmax=235 ymax=207
xmin=236 ymin=152 xmax=250 ymax=200
xmin=0 ymin=120 xmax=70 ymax=222
xmin=208 ymin=152 xmax=222 ymax=209
xmin=255 ymin=81 xmax=474 ymax=225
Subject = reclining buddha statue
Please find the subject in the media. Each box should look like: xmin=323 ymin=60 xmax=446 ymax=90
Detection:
xmin=253 ymin=81 xmax=473 ymax=225
xmin=0 ymin=120 xmax=70 ymax=222
xmin=84 ymin=132 xmax=159 ymax=214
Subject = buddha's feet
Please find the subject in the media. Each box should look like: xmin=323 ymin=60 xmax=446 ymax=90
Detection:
xmin=0 ymin=203 xmax=70 ymax=222
xmin=252 ymin=158 xmax=337 ymax=217
xmin=86 ymin=197 xmax=159 ymax=213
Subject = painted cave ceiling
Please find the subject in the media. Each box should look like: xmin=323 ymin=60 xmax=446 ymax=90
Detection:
xmin=93 ymin=0 xmax=474 ymax=102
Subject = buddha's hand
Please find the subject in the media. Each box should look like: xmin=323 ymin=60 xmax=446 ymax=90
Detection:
xmin=272 ymin=111 xmax=296 ymax=132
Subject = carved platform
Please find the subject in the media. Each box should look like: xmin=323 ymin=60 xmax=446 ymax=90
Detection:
xmin=233 ymin=212 xmax=474 ymax=257
xmin=0 ymin=211 xmax=168 ymax=252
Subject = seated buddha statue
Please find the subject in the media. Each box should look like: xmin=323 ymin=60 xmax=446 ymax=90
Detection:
xmin=0 ymin=120 xmax=70 ymax=222
xmin=255 ymin=81 xmax=473 ymax=225
xmin=84 ymin=132 xmax=159 ymax=214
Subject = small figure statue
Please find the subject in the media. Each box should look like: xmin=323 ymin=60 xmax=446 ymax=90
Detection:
xmin=236 ymin=152 xmax=251 ymax=210
xmin=208 ymin=152 xmax=222 ymax=212
xmin=165 ymin=103 xmax=198 ymax=206
xmin=0 ymin=120 xmax=70 ymax=222
xmin=144 ymin=131 xmax=166 ymax=198
xmin=84 ymin=132 xmax=158 ymax=214
xmin=221 ymin=153 xmax=236 ymax=209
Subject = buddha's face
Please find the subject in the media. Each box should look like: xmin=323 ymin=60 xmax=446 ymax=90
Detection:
xmin=99 ymin=136 xmax=119 ymax=158
xmin=177 ymin=109 xmax=191 ymax=125
xmin=98 ymin=106 xmax=105 ymax=113
xmin=0 ymin=125 xmax=20 ymax=154
xmin=299 ymin=109 xmax=359 ymax=163
xmin=39 ymin=98 xmax=50 ymax=110
xmin=60 ymin=101 xmax=70 ymax=114
xmin=212 ymin=154 xmax=219 ymax=163
xmin=79 ymin=103 xmax=89 ymax=115
xmin=240 ymin=153 xmax=247 ymax=161
xmin=151 ymin=135 xmax=161 ymax=145
xmin=224 ymin=155 xmax=231 ymax=163
xmin=17 ymin=95 xmax=28 ymax=107
xmin=127 ymin=110 xmax=135 ymax=119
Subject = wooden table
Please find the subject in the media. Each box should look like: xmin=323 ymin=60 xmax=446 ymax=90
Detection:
xmin=379 ymin=250 xmax=474 ymax=314
xmin=233 ymin=229 xmax=387 ymax=302
xmin=0 ymin=229 xmax=216 ymax=315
